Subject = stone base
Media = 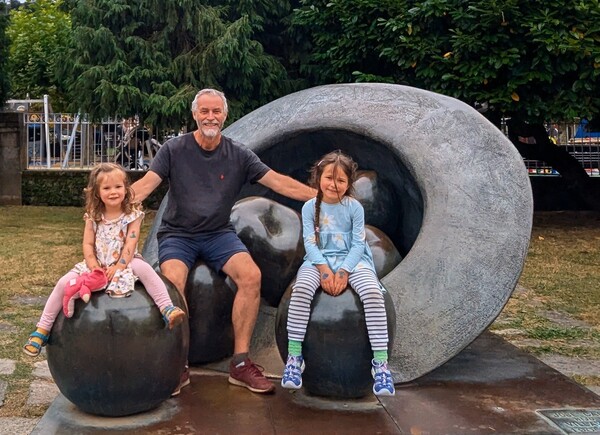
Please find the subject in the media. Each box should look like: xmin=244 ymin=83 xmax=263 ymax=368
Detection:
xmin=33 ymin=332 xmax=600 ymax=435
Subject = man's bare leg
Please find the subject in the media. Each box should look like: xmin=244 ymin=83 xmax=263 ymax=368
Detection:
xmin=223 ymin=252 xmax=273 ymax=393
xmin=221 ymin=252 xmax=261 ymax=354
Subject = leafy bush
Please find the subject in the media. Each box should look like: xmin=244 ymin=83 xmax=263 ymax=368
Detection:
xmin=22 ymin=170 xmax=168 ymax=209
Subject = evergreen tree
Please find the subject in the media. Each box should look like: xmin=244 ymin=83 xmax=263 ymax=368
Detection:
xmin=208 ymin=0 xmax=308 ymax=84
xmin=62 ymin=0 xmax=296 ymax=130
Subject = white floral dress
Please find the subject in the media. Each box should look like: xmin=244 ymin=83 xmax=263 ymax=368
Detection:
xmin=72 ymin=210 xmax=144 ymax=298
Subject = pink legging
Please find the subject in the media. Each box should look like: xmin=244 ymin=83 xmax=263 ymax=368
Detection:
xmin=37 ymin=258 xmax=173 ymax=331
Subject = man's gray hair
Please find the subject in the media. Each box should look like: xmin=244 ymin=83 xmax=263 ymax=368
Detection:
xmin=191 ymin=89 xmax=228 ymax=115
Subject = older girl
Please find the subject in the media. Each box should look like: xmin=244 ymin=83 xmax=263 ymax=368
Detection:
xmin=281 ymin=151 xmax=395 ymax=396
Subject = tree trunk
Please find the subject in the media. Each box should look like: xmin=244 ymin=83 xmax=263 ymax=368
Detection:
xmin=506 ymin=118 xmax=600 ymax=211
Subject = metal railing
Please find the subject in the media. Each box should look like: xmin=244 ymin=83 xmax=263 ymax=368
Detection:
xmin=523 ymin=143 xmax=600 ymax=177
xmin=24 ymin=113 xmax=161 ymax=171
xmin=21 ymin=111 xmax=600 ymax=176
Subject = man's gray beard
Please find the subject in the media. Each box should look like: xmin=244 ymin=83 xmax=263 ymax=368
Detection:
xmin=201 ymin=126 xmax=219 ymax=138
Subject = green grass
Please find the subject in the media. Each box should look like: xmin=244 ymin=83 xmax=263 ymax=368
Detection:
xmin=517 ymin=211 xmax=600 ymax=326
xmin=0 ymin=205 xmax=155 ymax=417
xmin=492 ymin=211 xmax=600 ymax=366
xmin=527 ymin=327 xmax=599 ymax=341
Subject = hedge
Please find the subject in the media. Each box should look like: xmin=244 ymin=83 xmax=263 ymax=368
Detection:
xmin=21 ymin=170 xmax=168 ymax=209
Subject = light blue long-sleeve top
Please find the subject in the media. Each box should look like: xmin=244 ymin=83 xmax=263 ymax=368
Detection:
xmin=301 ymin=196 xmax=377 ymax=273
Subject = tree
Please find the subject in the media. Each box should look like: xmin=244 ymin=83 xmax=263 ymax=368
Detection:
xmin=293 ymin=0 xmax=600 ymax=208
xmin=61 ymin=0 xmax=298 ymax=131
xmin=208 ymin=0 xmax=308 ymax=84
xmin=6 ymin=0 xmax=71 ymax=108
xmin=0 ymin=3 xmax=10 ymax=105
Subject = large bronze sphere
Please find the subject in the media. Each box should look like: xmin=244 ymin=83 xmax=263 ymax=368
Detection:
xmin=186 ymin=261 xmax=236 ymax=364
xmin=275 ymin=283 xmax=396 ymax=399
xmin=365 ymin=225 xmax=402 ymax=279
xmin=355 ymin=170 xmax=400 ymax=240
xmin=46 ymin=277 xmax=187 ymax=417
xmin=230 ymin=197 xmax=304 ymax=307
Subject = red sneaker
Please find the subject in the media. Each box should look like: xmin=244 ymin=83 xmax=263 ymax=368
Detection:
xmin=171 ymin=365 xmax=190 ymax=397
xmin=228 ymin=358 xmax=275 ymax=394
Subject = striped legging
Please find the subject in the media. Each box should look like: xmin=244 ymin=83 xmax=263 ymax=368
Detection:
xmin=287 ymin=266 xmax=389 ymax=351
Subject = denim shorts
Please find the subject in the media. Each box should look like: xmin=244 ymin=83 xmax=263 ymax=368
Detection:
xmin=157 ymin=230 xmax=248 ymax=273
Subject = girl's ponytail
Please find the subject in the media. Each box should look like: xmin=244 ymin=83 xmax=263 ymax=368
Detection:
xmin=314 ymin=192 xmax=322 ymax=246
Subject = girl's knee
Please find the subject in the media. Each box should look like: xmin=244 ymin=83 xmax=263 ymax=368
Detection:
xmin=56 ymin=276 xmax=70 ymax=289
xmin=56 ymin=272 xmax=77 ymax=289
xmin=291 ymin=282 xmax=318 ymax=296
xmin=358 ymin=288 xmax=385 ymax=302
xmin=130 ymin=257 xmax=151 ymax=273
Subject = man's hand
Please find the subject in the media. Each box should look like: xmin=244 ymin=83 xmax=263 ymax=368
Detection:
xmin=131 ymin=171 xmax=162 ymax=203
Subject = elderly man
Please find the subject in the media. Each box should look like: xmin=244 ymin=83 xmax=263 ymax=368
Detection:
xmin=132 ymin=89 xmax=315 ymax=395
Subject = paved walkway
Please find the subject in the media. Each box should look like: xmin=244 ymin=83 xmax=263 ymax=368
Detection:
xmin=0 ymin=358 xmax=57 ymax=435
xmin=1 ymin=332 xmax=598 ymax=434
xmin=30 ymin=333 xmax=600 ymax=434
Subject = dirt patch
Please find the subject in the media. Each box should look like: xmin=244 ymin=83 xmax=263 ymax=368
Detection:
xmin=537 ymin=355 xmax=600 ymax=378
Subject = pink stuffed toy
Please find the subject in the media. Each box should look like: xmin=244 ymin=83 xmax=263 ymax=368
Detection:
xmin=63 ymin=269 xmax=108 ymax=317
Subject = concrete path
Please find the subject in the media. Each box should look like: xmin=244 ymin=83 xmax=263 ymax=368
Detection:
xmin=2 ymin=331 xmax=599 ymax=434
xmin=30 ymin=333 xmax=600 ymax=435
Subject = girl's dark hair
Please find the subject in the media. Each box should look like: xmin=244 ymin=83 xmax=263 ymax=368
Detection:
xmin=84 ymin=163 xmax=136 ymax=222
xmin=308 ymin=150 xmax=358 ymax=246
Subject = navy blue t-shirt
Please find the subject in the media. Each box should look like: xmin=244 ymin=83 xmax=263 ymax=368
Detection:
xmin=150 ymin=133 xmax=270 ymax=237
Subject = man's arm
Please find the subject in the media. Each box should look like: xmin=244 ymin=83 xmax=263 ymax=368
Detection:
xmin=257 ymin=170 xmax=317 ymax=201
xmin=131 ymin=171 xmax=163 ymax=203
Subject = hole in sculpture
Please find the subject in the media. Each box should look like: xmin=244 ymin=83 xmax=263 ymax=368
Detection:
xmin=238 ymin=128 xmax=424 ymax=258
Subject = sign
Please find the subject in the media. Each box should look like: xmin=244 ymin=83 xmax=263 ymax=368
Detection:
xmin=537 ymin=409 xmax=600 ymax=434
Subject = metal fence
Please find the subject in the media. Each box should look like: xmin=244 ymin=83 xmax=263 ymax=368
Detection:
xmin=24 ymin=113 xmax=161 ymax=171
xmin=523 ymin=121 xmax=600 ymax=177
xmin=524 ymin=149 xmax=600 ymax=176
xmin=21 ymin=112 xmax=600 ymax=176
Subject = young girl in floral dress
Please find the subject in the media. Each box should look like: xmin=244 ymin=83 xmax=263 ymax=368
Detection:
xmin=24 ymin=163 xmax=185 ymax=356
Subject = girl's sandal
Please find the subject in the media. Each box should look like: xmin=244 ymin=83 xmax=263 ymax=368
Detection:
xmin=23 ymin=330 xmax=49 ymax=357
xmin=161 ymin=305 xmax=185 ymax=330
